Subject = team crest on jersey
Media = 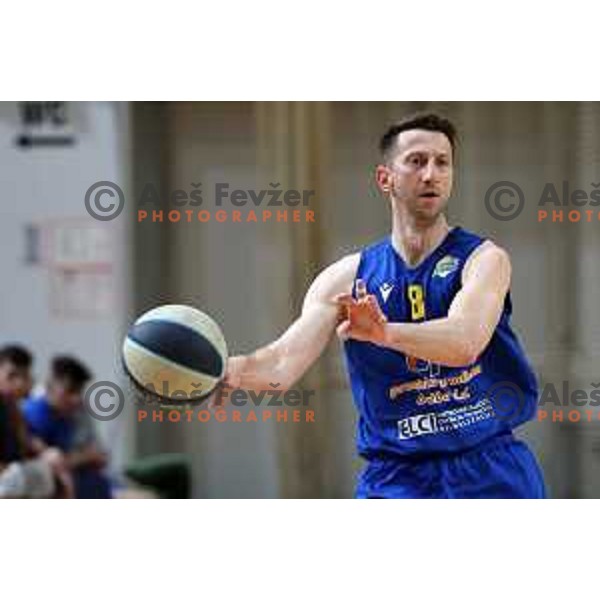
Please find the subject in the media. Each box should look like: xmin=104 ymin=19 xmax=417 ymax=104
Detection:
xmin=433 ymin=255 xmax=460 ymax=279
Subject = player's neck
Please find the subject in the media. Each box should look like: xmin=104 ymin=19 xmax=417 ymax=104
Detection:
xmin=390 ymin=214 xmax=450 ymax=268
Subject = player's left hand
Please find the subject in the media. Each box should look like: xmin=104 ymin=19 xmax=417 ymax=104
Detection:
xmin=334 ymin=279 xmax=388 ymax=345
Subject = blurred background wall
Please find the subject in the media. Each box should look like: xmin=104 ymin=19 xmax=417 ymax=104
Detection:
xmin=3 ymin=101 xmax=600 ymax=497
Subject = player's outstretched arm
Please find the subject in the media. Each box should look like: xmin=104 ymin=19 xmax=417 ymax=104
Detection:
xmin=217 ymin=254 xmax=359 ymax=397
xmin=336 ymin=242 xmax=510 ymax=367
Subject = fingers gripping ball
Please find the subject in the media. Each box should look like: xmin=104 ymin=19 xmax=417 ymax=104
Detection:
xmin=122 ymin=305 xmax=228 ymax=403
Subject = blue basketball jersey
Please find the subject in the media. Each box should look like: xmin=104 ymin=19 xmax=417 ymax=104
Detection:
xmin=343 ymin=227 xmax=538 ymax=460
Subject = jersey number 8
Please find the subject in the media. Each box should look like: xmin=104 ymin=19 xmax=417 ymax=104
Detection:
xmin=405 ymin=284 xmax=440 ymax=376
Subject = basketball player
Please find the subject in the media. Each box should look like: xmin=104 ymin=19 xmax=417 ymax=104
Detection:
xmin=216 ymin=113 xmax=545 ymax=499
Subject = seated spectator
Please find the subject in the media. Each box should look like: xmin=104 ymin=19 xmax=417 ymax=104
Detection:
xmin=0 ymin=345 xmax=33 ymax=463
xmin=0 ymin=345 xmax=72 ymax=498
xmin=0 ymin=345 xmax=33 ymax=405
xmin=23 ymin=356 xmax=111 ymax=499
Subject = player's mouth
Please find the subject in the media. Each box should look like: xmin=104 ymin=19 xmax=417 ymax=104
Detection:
xmin=418 ymin=191 xmax=441 ymax=202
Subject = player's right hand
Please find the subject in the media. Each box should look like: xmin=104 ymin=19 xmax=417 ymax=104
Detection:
xmin=208 ymin=356 xmax=247 ymax=410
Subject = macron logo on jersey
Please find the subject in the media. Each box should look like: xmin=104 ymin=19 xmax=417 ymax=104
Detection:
xmin=379 ymin=282 xmax=394 ymax=304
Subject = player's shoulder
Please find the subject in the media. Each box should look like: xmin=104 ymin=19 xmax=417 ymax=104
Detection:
xmin=320 ymin=252 xmax=361 ymax=285
xmin=454 ymin=228 xmax=510 ymax=259
xmin=463 ymin=238 xmax=511 ymax=282
xmin=307 ymin=252 xmax=360 ymax=301
xmin=309 ymin=237 xmax=392 ymax=299
xmin=357 ymin=236 xmax=391 ymax=259
xmin=328 ymin=252 xmax=362 ymax=274
xmin=469 ymin=238 xmax=511 ymax=263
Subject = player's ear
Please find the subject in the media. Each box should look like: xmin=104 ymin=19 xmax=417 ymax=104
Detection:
xmin=375 ymin=164 xmax=392 ymax=195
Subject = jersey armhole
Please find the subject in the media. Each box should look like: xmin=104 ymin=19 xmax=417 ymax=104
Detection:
xmin=352 ymin=246 xmax=370 ymax=299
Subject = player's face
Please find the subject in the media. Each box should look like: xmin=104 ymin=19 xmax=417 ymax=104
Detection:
xmin=0 ymin=362 xmax=33 ymax=401
xmin=380 ymin=130 xmax=453 ymax=224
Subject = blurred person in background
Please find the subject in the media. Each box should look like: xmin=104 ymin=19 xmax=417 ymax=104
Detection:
xmin=0 ymin=345 xmax=33 ymax=404
xmin=23 ymin=355 xmax=112 ymax=499
xmin=0 ymin=345 xmax=72 ymax=498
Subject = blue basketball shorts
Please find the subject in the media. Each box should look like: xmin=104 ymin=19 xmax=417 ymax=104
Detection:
xmin=356 ymin=434 xmax=546 ymax=499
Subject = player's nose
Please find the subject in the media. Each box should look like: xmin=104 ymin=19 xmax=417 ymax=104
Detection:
xmin=421 ymin=159 xmax=437 ymax=182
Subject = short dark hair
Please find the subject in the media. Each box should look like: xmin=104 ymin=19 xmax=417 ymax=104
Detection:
xmin=379 ymin=113 xmax=457 ymax=162
xmin=0 ymin=344 xmax=33 ymax=369
xmin=50 ymin=355 xmax=92 ymax=390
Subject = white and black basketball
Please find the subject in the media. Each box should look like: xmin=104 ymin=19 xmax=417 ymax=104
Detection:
xmin=122 ymin=304 xmax=228 ymax=403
